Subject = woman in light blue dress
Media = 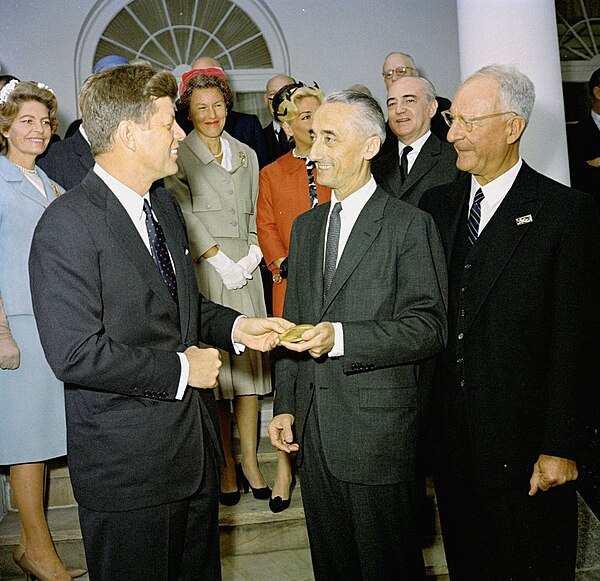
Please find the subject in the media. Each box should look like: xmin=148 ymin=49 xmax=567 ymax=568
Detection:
xmin=0 ymin=80 xmax=84 ymax=580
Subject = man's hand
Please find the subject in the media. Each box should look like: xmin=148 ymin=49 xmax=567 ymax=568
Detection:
xmin=184 ymin=346 xmax=222 ymax=389
xmin=529 ymin=454 xmax=578 ymax=496
xmin=280 ymin=322 xmax=335 ymax=358
xmin=234 ymin=317 xmax=294 ymax=352
xmin=268 ymin=413 xmax=300 ymax=454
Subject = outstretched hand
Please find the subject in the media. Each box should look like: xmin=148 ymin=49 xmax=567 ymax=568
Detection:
xmin=280 ymin=322 xmax=335 ymax=359
xmin=234 ymin=317 xmax=294 ymax=352
xmin=268 ymin=413 xmax=300 ymax=454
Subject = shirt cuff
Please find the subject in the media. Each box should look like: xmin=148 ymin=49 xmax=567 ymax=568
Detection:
xmin=232 ymin=315 xmax=247 ymax=355
xmin=328 ymin=322 xmax=344 ymax=357
xmin=175 ymin=352 xmax=189 ymax=400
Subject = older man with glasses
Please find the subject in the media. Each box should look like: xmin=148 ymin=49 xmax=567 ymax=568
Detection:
xmin=376 ymin=52 xmax=451 ymax=160
xmin=419 ymin=64 xmax=600 ymax=581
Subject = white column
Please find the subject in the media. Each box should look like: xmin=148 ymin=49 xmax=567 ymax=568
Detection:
xmin=456 ymin=0 xmax=570 ymax=185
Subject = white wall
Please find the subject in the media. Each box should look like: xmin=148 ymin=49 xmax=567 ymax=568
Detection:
xmin=0 ymin=0 xmax=461 ymax=136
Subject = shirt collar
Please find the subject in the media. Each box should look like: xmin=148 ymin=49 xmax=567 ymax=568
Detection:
xmin=93 ymin=163 xmax=149 ymax=222
xmin=397 ymin=129 xmax=431 ymax=158
xmin=470 ymin=158 xmax=523 ymax=205
xmin=591 ymin=110 xmax=600 ymax=132
xmin=330 ymin=175 xmax=377 ymax=217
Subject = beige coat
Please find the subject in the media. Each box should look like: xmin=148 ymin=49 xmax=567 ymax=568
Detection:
xmin=166 ymin=130 xmax=270 ymax=398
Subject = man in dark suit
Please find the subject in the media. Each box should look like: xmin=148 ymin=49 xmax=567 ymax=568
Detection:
xmin=376 ymin=52 xmax=451 ymax=160
xmin=37 ymin=121 xmax=94 ymax=190
xmin=29 ymin=63 xmax=289 ymax=581
xmin=419 ymin=64 xmax=600 ymax=581
xmin=262 ymin=73 xmax=295 ymax=166
xmin=567 ymin=66 xmax=600 ymax=201
xmin=372 ymin=75 xmax=459 ymax=206
xmin=268 ymin=90 xmax=448 ymax=580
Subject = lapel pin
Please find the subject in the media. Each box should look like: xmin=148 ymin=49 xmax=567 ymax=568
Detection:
xmin=51 ymin=183 xmax=61 ymax=197
xmin=515 ymin=214 xmax=533 ymax=226
xmin=238 ymin=151 xmax=247 ymax=167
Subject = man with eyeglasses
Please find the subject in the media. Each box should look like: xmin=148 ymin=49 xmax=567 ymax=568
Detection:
xmin=419 ymin=64 xmax=600 ymax=581
xmin=262 ymin=74 xmax=296 ymax=166
xmin=376 ymin=52 xmax=450 ymax=160
xmin=372 ymin=75 xmax=460 ymax=207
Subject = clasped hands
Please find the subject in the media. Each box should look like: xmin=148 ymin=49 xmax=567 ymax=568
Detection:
xmin=206 ymin=245 xmax=262 ymax=290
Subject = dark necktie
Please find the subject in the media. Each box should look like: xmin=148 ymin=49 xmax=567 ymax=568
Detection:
xmin=277 ymin=128 xmax=288 ymax=152
xmin=143 ymin=199 xmax=178 ymax=303
xmin=467 ymin=188 xmax=485 ymax=246
xmin=400 ymin=145 xmax=413 ymax=183
xmin=297 ymin=157 xmax=319 ymax=208
xmin=323 ymin=202 xmax=342 ymax=298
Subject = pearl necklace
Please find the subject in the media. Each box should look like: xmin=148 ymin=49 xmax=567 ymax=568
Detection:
xmin=10 ymin=160 xmax=37 ymax=174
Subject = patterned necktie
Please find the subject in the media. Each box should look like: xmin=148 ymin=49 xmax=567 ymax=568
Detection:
xmin=400 ymin=145 xmax=413 ymax=183
xmin=467 ymin=188 xmax=485 ymax=246
xmin=323 ymin=202 xmax=342 ymax=298
xmin=143 ymin=199 xmax=178 ymax=303
xmin=300 ymin=158 xmax=319 ymax=208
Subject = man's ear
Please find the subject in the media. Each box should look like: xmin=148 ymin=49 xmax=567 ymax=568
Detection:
xmin=506 ymin=115 xmax=526 ymax=145
xmin=115 ymin=119 xmax=137 ymax=151
xmin=364 ymin=135 xmax=381 ymax=161
xmin=429 ymin=98 xmax=439 ymax=119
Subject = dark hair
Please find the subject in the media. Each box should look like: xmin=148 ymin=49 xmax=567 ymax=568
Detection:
xmin=0 ymin=81 xmax=58 ymax=154
xmin=79 ymin=63 xmax=178 ymax=156
xmin=177 ymin=75 xmax=234 ymax=121
xmin=0 ymin=75 xmax=19 ymax=90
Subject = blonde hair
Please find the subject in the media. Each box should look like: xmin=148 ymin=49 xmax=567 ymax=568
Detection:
xmin=0 ymin=81 xmax=58 ymax=154
xmin=273 ymin=83 xmax=324 ymax=124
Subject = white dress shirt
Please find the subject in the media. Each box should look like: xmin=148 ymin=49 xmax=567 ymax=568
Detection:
xmin=469 ymin=158 xmax=523 ymax=234
xmin=325 ymin=176 xmax=378 ymax=357
xmin=398 ymin=130 xmax=431 ymax=174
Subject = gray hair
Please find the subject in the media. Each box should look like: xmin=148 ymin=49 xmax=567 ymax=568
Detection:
xmin=324 ymin=90 xmax=386 ymax=143
xmin=469 ymin=64 xmax=536 ymax=123
xmin=392 ymin=76 xmax=436 ymax=102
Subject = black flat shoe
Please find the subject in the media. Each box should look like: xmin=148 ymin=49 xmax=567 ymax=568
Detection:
xmin=269 ymin=495 xmax=291 ymax=513
xmin=236 ymin=463 xmax=271 ymax=500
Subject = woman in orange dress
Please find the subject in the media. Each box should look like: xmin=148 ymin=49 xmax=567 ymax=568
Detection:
xmin=257 ymin=82 xmax=330 ymax=511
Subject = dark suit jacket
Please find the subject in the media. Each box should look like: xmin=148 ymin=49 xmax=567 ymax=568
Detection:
xmin=372 ymin=132 xmax=460 ymax=206
xmin=274 ymin=186 xmax=448 ymax=485
xmin=262 ymin=121 xmax=293 ymax=167
xmin=567 ymin=115 xmax=600 ymax=200
xmin=38 ymin=129 xmax=94 ymax=191
xmin=176 ymin=108 xmax=267 ymax=167
xmin=29 ymin=171 xmax=239 ymax=512
xmin=419 ymin=164 xmax=600 ymax=484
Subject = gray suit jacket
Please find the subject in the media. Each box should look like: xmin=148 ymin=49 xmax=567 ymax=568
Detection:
xmin=372 ymin=132 xmax=460 ymax=207
xmin=274 ymin=186 xmax=447 ymax=485
xmin=29 ymin=171 xmax=239 ymax=512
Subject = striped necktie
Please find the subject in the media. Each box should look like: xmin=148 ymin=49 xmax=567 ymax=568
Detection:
xmin=467 ymin=188 xmax=485 ymax=246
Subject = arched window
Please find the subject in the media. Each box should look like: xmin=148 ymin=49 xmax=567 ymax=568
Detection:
xmin=75 ymin=0 xmax=289 ymax=123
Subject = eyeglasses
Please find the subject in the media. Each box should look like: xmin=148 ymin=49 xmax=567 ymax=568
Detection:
xmin=382 ymin=66 xmax=418 ymax=80
xmin=441 ymin=110 xmax=517 ymax=132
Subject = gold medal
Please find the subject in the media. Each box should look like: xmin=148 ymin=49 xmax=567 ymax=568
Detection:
xmin=280 ymin=324 xmax=314 ymax=343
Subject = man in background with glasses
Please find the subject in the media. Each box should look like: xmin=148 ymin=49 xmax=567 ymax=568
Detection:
xmin=419 ymin=64 xmax=600 ymax=580
xmin=377 ymin=52 xmax=451 ymax=160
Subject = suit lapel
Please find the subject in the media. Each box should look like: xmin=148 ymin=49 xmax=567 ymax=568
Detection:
xmin=321 ymin=189 xmax=385 ymax=316
xmin=87 ymin=175 xmax=180 ymax=321
xmin=73 ymin=131 xmax=95 ymax=175
xmin=400 ymin=134 xmax=439 ymax=196
xmin=462 ymin=164 xmax=544 ymax=332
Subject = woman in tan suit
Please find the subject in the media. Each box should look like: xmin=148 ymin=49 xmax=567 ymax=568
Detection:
xmin=166 ymin=71 xmax=271 ymax=505
xmin=257 ymin=82 xmax=330 ymax=511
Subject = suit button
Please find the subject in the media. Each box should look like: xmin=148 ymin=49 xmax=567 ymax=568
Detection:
xmin=204 ymin=203 xmax=212 ymax=209
xmin=229 ymin=208 xmax=236 ymax=214
xmin=461 ymin=309 xmax=465 ymax=317
xmin=458 ymin=333 xmax=464 ymax=340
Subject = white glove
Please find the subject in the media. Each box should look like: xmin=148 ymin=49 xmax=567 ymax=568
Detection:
xmin=207 ymin=250 xmax=251 ymax=290
xmin=237 ymin=245 xmax=263 ymax=276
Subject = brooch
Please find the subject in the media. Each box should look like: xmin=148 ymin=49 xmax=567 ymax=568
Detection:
xmin=51 ymin=183 xmax=61 ymax=197
xmin=238 ymin=151 xmax=247 ymax=167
